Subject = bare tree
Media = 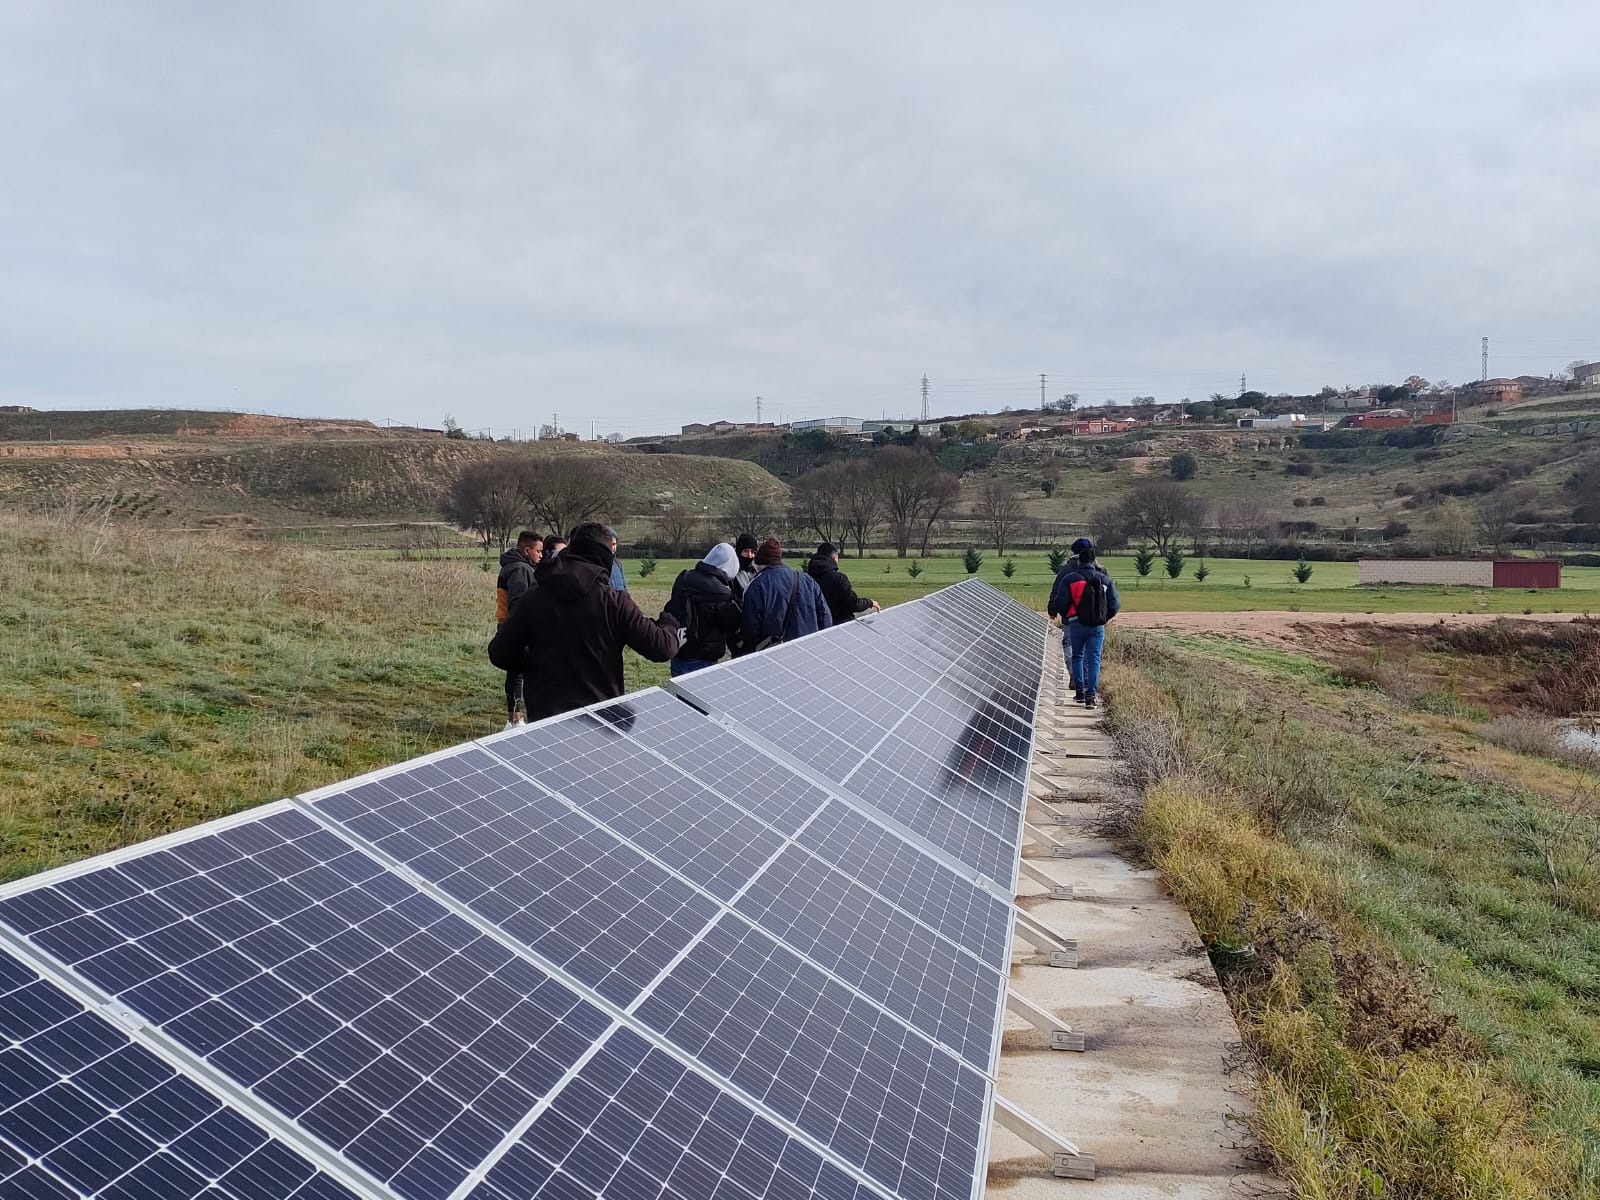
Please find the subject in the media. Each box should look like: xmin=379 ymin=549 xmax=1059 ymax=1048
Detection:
xmin=1216 ymin=497 xmax=1277 ymax=558
xmin=725 ymin=494 xmax=779 ymax=541
xmin=442 ymin=458 xmax=529 ymax=550
xmin=520 ymin=454 xmax=619 ymax=538
xmin=1117 ymin=479 xmax=1209 ymax=554
xmin=653 ymin=504 xmax=701 ymax=556
xmin=837 ymin=462 xmax=884 ymax=557
xmin=789 ymin=464 xmax=852 ymax=548
xmin=875 ymin=447 xmax=957 ymax=558
xmin=1431 ymin=497 xmax=1475 ymax=555
xmin=1475 ymin=488 xmax=1530 ymax=551
xmin=974 ymin=478 xmax=1026 ymax=554
xmin=918 ymin=473 xmax=962 ymax=557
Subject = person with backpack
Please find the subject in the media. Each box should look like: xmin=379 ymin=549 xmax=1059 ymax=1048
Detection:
xmin=663 ymin=542 xmax=744 ymax=675
xmin=494 ymin=530 xmax=543 ymax=727
xmin=806 ymin=542 xmax=879 ymax=625
xmin=1047 ymin=536 xmax=1120 ymax=709
xmin=740 ymin=538 xmax=831 ymax=652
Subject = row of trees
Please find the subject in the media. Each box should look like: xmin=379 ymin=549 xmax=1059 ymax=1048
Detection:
xmin=443 ymin=457 xmax=621 ymax=550
xmin=786 ymin=449 xmax=1031 ymax=556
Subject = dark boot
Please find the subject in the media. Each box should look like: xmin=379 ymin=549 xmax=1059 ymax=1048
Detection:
xmin=1083 ymin=694 xmax=1097 ymax=709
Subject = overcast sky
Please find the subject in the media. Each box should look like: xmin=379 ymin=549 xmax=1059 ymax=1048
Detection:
xmin=3 ymin=2 xmax=1598 ymax=436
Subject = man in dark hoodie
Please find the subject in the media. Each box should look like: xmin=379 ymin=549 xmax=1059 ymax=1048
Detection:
xmin=663 ymin=542 xmax=743 ymax=675
xmin=806 ymin=542 xmax=879 ymax=625
xmin=489 ymin=523 xmax=681 ymax=721
xmin=733 ymin=532 xmax=759 ymax=598
xmin=494 ymin=530 xmax=543 ymax=727
xmin=1046 ymin=537 xmax=1121 ymax=709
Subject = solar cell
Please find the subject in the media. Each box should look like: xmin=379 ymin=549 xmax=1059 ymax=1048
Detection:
xmin=634 ymin=915 xmax=991 ymax=1200
xmin=731 ymin=846 xmax=1006 ymax=1071
xmin=309 ymin=751 xmax=723 ymax=1006
xmin=796 ymin=802 xmax=1013 ymax=973
xmin=0 ymin=805 xmax=612 ymax=1200
xmin=468 ymin=1027 xmax=889 ymax=1200
xmin=0 ymin=947 xmax=358 ymax=1200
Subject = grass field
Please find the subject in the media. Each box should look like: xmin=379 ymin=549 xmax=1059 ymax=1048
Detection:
xmin=627 ymin=551 xmax=1597 ymax=614
xmin=1104 ymin=631 xmax=1600 ymax=1198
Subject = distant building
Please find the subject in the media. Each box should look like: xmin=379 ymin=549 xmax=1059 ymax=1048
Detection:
xmin=680 ymin=419 xmax=778 ymax=437
xmin=0 ymin=405 xmax=35 ymax=414
xmin=1226 ymin=407 xmax=1262 ymax=419
xmin=1359 ymin=559 xmax=1560 ymax=589
xmin=1344 ymin=411 xmax=1412 ymax=430
xmin=1472 ymin=378 xmax=1522 ymax=402
xmin=1236 ymin=414 xmax=1308 ymax=429
xmin=1071 ymin=417 xmax=1138 ymax=435
xmin=1575 ymin=361 xmax=1600 ymax=387
xmin=791 ymin=417 xmax=865 ymax=433
xmin=1322 ymin=394 xmax=1376 ymax=411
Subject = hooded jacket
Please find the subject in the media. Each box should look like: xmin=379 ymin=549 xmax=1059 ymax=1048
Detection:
xmin=1047 ymin=558 xmax=1121 ymax=625
xmin=495 ymin=547 xmax=538 ymax=624
xmin=665 ymin=545 xmax=743 ymax=663
xmin=740 ymin=561 xmax=832 ymax=648
xmin=805 ymin=554 xmax=873 ymax=625
xmin=489 ymin=537 xmax=680 ymax=719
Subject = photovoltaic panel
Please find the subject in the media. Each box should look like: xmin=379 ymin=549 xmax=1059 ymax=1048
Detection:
xmin=0 ymin=946 xmax=357 ymax=1200
xmin=0 ymin=579 xmax=1047 ymax=1200
xmin=0 ymin=804 xmax=613 ymax=1200
xmin=309 ymin=749 xmax=723 ymax=1007
xmin=796 ymin=803 xmax=1014 ymax=974
xmin=731 ymin=846 xmax=1006 ymax=1072
xmin=634 ymin=915 xmax=991 ymax=1200
xmin=468 ymin=1027 xmax=889 ymax=1200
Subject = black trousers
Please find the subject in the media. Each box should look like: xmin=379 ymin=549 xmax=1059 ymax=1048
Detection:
xmin=504 ymin=670 xmax=524 ymax=716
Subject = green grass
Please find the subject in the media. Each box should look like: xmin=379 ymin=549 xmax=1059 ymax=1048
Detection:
xmin=1106 ymin=632 xmax=1600 ymax=1197
xmin=631 ymin=551 xmax=1598 ymax=614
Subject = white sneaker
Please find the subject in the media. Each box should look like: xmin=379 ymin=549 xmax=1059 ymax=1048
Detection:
xmin=503 ymin=717 xmax=525 ymax=732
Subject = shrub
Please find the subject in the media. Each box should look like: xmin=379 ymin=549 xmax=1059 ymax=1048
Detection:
xmin=1394 ymin=483 xmax=1415 ymax=497
xmin=1382 ymin=519 xmax=1410 ymax=539
xmin=1134 ymin=547 xmax=1155 ymax=577
xmin=907 ymin=560 xmax=923 ymax=578
xmin=1047 ymin=546 xmax=1069 ymax=573
xmin=1292 ymin=497 xmax=1309 ymax=508
xmin=1164 ymin=548 xmax=1186 ymax=579
xmin=1169 ymin=451 xmax=1199 ymax=481
xmin=1292 ymin=558 xmax=1314 ymax=584
xmin=1194 ymin=562 xmax=1211 ymax=582
xmin=1309 ymin=496 xmax=1327 ymax=507
xmin=1001 ymin=557 xmax=1017 ymax=578
xmin=638 ymin=556 xmax=658 ymax=578
xmin=962 ymin=547 xmax=983 ymax=574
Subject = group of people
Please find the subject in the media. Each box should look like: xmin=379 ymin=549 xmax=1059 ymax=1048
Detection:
xmin=488 ymin=526 xmax=877 ymax=726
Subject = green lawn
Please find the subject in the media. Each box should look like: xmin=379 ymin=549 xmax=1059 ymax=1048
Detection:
xmin=628 ymin=552 xmax=1597 ymax=615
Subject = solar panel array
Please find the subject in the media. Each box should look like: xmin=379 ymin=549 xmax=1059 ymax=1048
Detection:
xmin=0 ymin=579 xmax=1046 ymax=1200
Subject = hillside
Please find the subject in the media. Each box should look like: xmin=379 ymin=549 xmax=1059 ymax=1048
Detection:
xmin=0 ymin=429 xmax=788 ymax=535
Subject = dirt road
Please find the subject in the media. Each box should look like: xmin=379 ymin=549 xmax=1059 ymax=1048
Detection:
xmin=1115 ymin=609 xmax=1580 ymax=648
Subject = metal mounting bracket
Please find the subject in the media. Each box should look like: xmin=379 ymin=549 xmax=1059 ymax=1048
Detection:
xmin=993 ymin=1093 xmax=1095 ymax=1179
xmin=1023 ymin=821 xmax=1073 ymax=859
xmin=1027 ymin=799 xmax=1073 ymax=828
xmin=1007 ymin=988 xmax=1086 ymax=1051
xmin=1017 ymin=859 xmax=1074 ymax=900
xmin=1012 ymin=907 xmax=1079 ymax=968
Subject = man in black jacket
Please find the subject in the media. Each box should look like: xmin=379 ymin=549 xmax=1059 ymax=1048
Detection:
xmin=663 ymin=542 xmax=743 ymax=675
xmin=806 ymin=542 xmax=879 ymax=625
xmin=494 ymin=530 xmax=543 ymax=727
xmin=489 ymin=524 xmax=681 ymax=722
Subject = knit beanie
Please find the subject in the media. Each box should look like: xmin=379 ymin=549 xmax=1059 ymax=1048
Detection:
xmin=735 ymin=532 xmax=759 ymax=555
xmin=754 ymin=537 xmax=783 ymax=566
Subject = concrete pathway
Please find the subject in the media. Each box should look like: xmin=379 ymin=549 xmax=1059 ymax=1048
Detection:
xmin=985 ymin=635 xmax=1281 ymax=1197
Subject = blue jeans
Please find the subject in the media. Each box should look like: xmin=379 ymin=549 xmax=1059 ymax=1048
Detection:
xmin=670 ymin=657 xmax=717 ymax=677
xmin=1066 ymin=622 xmax=1105 ymax=697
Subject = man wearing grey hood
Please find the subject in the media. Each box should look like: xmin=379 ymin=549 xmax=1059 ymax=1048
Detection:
xmin=663 ymin=542 xmax=744 ymax=675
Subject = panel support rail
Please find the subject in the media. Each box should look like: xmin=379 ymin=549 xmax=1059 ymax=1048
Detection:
xmin=1017 ymin=859 xmax=1075 ymax=900
xmin=1023 ymin=820 xmax=1074 ymax=859
xmin=1012 ymin=907 xmax=1079 ymax=968
xmin=993 ymin=1094 xmax=1095 ymax=1179
xmin=1006 ymin=989 xmax=1085 ymax=1051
